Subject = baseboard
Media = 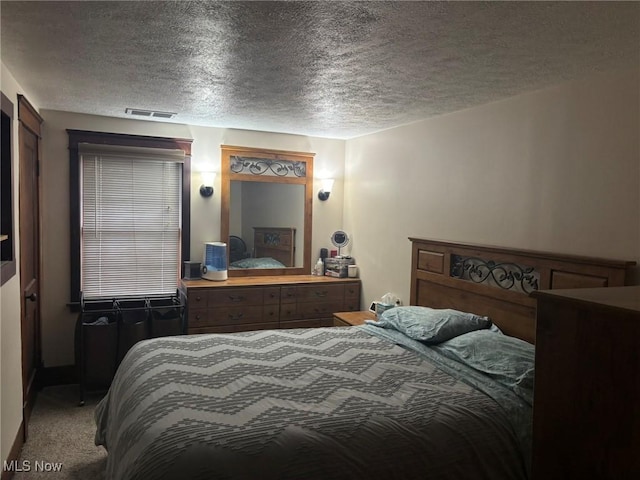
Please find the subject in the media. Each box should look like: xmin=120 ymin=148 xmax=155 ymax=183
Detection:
xmin=1 ymin=419 xmax=24 ymax=480
xmin=36 ymin=365 xmax=77 ymax=388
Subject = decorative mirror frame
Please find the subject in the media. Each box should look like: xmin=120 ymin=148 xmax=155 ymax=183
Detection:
xmin=220 ymin=145 xmax=314 ymax=277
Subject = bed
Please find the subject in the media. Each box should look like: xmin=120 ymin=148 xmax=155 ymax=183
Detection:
xmin=228 ymin=236 xmax=286 ymax=269
xmin=94 ymin=238 xmax=633 ymax=480
xmin=228 ymin=228 xmax=295 ymax=269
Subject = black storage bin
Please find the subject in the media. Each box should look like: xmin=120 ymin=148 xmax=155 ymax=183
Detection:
xmin=75 ymin=293 xmax=183 ymax=405
xmin=116 ymin=298 xmax=149 ymax=364
xmin=148 ymin=296 xmax=185 ymax=337
xmin=75 ymin=297 xmax=118 ymax=405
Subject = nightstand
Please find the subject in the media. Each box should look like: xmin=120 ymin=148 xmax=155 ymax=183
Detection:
xmin=333 ymin=310 xmax=376 ymax=327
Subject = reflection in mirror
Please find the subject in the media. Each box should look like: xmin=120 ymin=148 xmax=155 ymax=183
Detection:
xmin=230 ymin=181 xmax=305 ymax=268
xmin=220 ymin=145 xmax=314 ymax=277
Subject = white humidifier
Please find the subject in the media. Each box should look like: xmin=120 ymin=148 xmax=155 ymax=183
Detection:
xmin=202 ymin=242 xmax=228 ymax=281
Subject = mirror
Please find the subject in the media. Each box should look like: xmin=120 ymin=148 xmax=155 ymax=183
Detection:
xmin=220 ymin=145 xmax=314 ymax=276
xmin=331 ymin=230 xmax=350 ymax=256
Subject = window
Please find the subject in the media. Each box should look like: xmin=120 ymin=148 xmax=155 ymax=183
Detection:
xmin=81 ymin=145 xmax=183 ymax=298
xmin=68 ymin=131 xmax=191 ymax=303
xmin=1 ymin=91 xmax=16 ymax=285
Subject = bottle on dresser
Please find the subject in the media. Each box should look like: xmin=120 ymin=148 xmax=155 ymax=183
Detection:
xmin=312 ymin=258 xmax=324 ymax=275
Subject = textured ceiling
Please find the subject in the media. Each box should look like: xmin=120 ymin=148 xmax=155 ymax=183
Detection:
xmin=1 ymin=1 xmax=639 ymax=139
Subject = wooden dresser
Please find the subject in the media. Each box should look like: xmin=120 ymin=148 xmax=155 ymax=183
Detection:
xmin=180 ymin=275 xmax=361 ymax=334
xmin=531 ymin=286 xmax=640 ymax=480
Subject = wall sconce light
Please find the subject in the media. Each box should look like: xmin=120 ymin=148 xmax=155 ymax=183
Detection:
xmin=200 ymin=171 xmax=216 ymax=197
xmin=318 ymin=178 xmax=334 ymax=201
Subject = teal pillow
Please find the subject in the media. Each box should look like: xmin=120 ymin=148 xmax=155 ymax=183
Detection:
xmin=229 ymin=257 xmax=285 ymax=269
xmin=367 ymin=306 xmax=491 ymax=344
xmin=432 ymin=329 xmax=535 ymax=404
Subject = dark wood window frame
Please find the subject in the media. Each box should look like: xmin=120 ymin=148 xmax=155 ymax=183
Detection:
xmin=67 ymin=129 xmax=192 ymax=305
xmin=1 ymin=91 xmax=17 ymax=286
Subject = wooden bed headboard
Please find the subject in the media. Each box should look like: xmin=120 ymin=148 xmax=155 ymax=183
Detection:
xmin=253 ymin=227 xmax=296 ymax=267
xmin=409 ymin=237 xmax=635 ymax=344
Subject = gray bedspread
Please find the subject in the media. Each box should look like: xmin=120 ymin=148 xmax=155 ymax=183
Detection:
xmin=95 ymin=327 xmax=529 ymax=480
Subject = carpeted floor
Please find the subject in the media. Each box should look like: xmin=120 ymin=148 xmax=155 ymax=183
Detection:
xmin=14 ymin=385 xmax=107 ymax=480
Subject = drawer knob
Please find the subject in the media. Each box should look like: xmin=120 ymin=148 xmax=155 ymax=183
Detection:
xmin=229 ymin=313 xmax=244 ymax=321
xmin=229 ymin=295 xmax=245 ymax=302
xmin=314 ymin=291 xmax=328 ymax=297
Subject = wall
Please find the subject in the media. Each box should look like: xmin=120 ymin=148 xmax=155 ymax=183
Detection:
xmin=0 ymin=63 xmax=41 ymax=468
xmin=39 ymin=113 xmax=345 ymax=367
xmin=345 ymin=68 xmax=640 ymax=308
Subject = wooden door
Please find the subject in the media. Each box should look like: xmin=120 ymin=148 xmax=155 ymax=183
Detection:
xmin=18 ymin=95 xmax=42 ymax=437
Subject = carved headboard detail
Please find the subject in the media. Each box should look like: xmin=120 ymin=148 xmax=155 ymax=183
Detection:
xmin=409 ymin=237 xmax=635 ymax=344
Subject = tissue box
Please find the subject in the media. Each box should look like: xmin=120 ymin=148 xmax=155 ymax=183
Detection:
xmin=324 ymin=257 xmax=355 ymax=278
xmin=375 ymin=302 xmax=394 ymax=318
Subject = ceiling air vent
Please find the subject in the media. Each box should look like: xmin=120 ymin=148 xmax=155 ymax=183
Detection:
xmin=125 ymin=108 xmax=177 ymax=119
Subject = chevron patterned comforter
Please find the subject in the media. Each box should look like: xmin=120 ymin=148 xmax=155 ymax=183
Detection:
xmin=95 ymin=327 xmax=529 ymax=480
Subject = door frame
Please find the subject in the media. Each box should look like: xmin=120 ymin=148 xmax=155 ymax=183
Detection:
xmin=17 ymin=94 xmax=43 ymax=439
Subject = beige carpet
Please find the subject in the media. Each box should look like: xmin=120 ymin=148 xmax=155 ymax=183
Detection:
xmin=14 ymin=385 xmax=107 ymax=480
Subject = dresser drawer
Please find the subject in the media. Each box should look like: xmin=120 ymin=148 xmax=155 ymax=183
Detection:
xmin=190 ymin=305 xmax=271 ymax=328
xmin=188 ymin=308 xmax=212 ymax=328
xmin=187 ymin=291 xmax=209 ymax=308
xmin=297 ymin=301 xmax=345 ymax=319
xmin=344 ymin=283 xmax=360 ymax=300
xmin=262 ymin=304 xmax=280 ymax=322
xmin=280 ymin=287 xmax=297 ymax=304
xmin=210 ymin=288 xmax=264 ymax=306
xmin=295 ymin=284 xmax=344 ymax=302
xmin=263 ymin=287 xmax=281 ymax=305
xmin=187 ymin=308 xmax=209 ymax=327
xmin=210 ymin=305 xmax=265 ymax=325
xmin=280 ymin=303 xmax=299 ymax=321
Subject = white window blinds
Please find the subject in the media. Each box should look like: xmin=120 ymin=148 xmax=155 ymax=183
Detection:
xmin=80 ymin=144 xmax=183 ymax=298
